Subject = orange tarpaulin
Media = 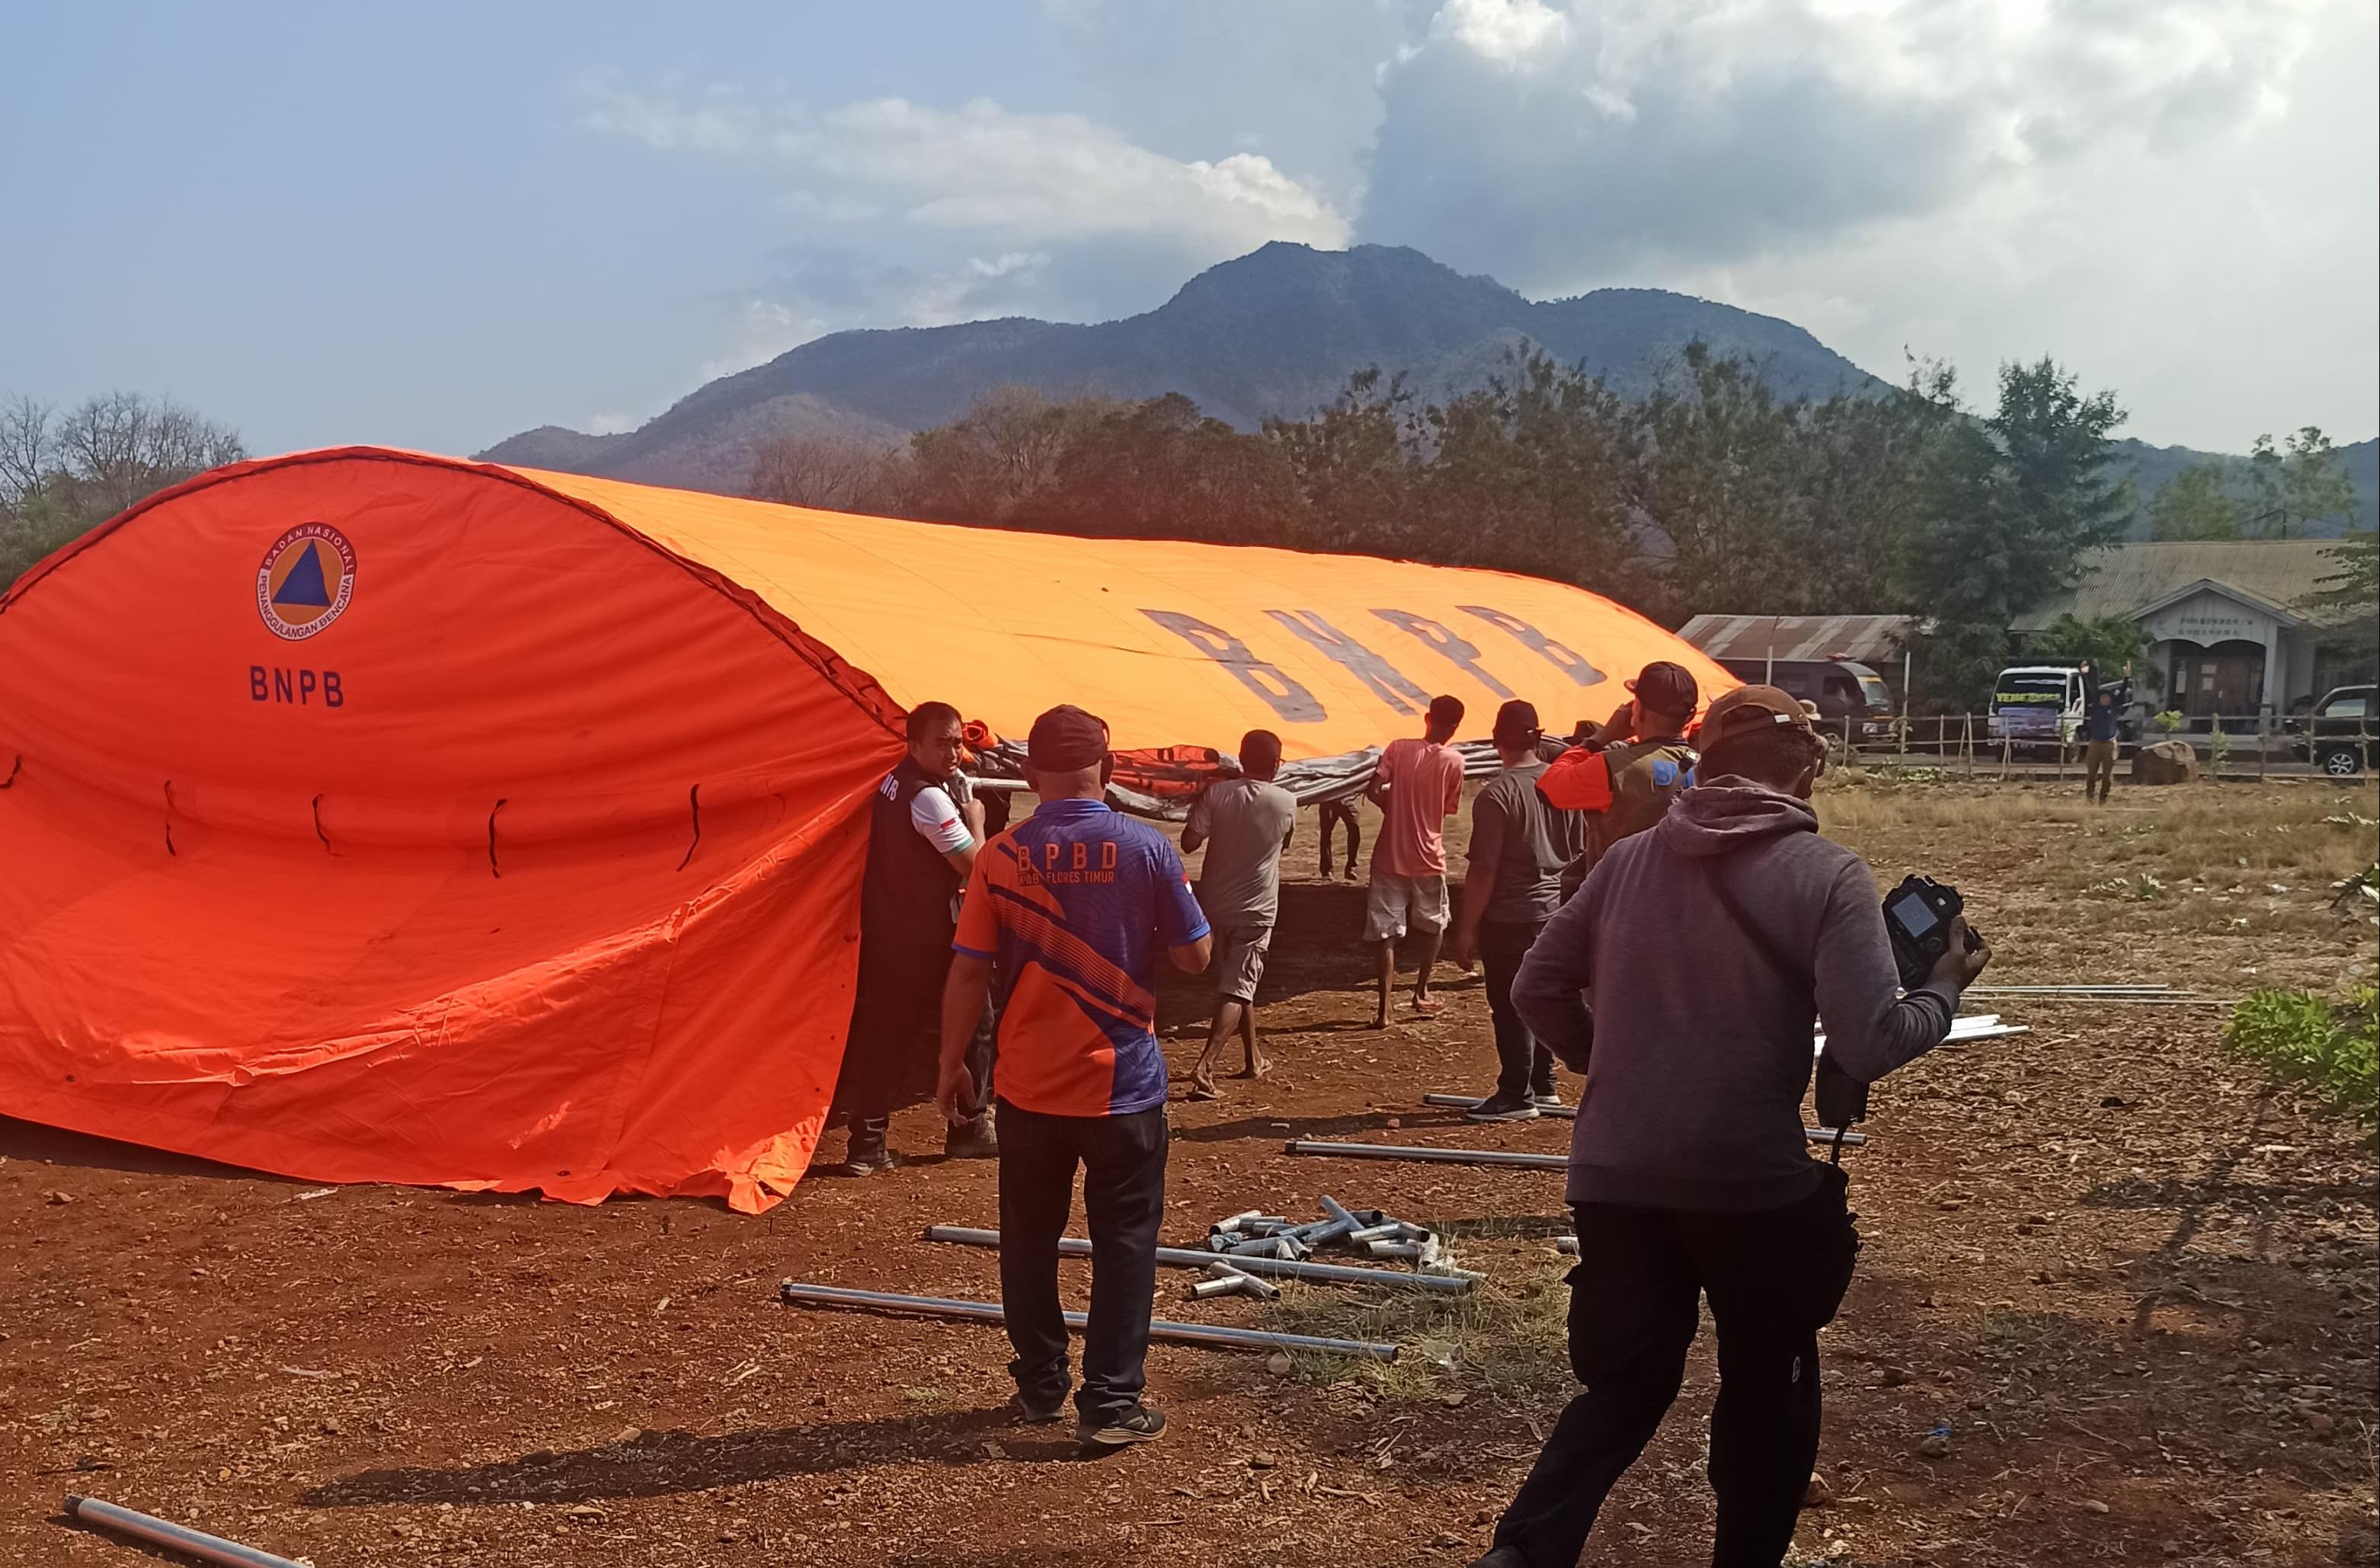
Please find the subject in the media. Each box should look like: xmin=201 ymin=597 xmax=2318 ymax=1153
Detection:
xmin=0 ymin=448 xmax=1731 ymax=1208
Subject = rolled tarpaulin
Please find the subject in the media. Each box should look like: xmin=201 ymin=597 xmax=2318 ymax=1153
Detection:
xmin=62 ymin=1496 xmax=308 ymax=1568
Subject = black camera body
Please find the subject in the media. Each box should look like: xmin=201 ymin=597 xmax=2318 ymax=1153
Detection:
xmin=1814 ymin=875 xmax=1983 ymax=1146
xmin=1883 ymin=875 xmax=1974 ymax=991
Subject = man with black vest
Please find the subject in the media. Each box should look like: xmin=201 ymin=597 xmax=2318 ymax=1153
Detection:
xmin=832 ymin=701 xmax=997 ymax=1175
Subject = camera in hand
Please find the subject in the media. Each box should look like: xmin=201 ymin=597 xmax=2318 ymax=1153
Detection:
xmin=1814 ymin=875 xmax=1985 ymax=1147
xmin=1882 ymin=874 xmax=1982 ymax=990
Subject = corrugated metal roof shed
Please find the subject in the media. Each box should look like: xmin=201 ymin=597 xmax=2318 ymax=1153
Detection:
xmin=1678 ymin=613 xmax=1914 ymax=664
xmin=2013 ymin=539 xmax=2344 ymax=632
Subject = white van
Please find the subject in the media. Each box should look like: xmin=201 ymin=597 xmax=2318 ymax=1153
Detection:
xmin=1987 ymin=665 xmax=2090 ymax=749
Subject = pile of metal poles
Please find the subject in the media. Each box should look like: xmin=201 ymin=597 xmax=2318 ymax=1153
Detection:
xmin=1961 ymin=984 xmax=2231 ymax=1006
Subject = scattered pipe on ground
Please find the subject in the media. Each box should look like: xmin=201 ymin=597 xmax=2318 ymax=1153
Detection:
xmin=778 ymin=1280 xmax=1396 ymax=1360
xmin=1284 ymin=1131 xmax=1862 ymax=1170
xmin=62 ymin=1496 xmax=309 ymax=1568
xmin=921 ymin=1225 xmax=1471 ymax=1294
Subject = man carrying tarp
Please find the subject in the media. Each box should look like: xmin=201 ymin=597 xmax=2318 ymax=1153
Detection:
xmin=832 ymin=701 xmax=998 ymax=1176
xmin=938 ymin=704 xmax=1212 ymax=1448
xmin=1181 ymin=728 xmax=1298 ymax=1099
xmin=1448 ymin=700 xmax=1585 ymax=1122
xmin=1538 ymin=661 xmax=1700 ymax=901
xmin=1365 ymin=693 xmax=1467 ymax=1028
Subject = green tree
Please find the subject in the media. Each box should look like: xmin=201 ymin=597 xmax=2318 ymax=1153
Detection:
xmin=1895 ymin=358 xmax=2129 ymax=706
xmin=2304 ymin=525 xmax=2378 ymax=678
xmin=1631 ymin=343 xmax=1812 ymax=621
xmin=1416 ymin=349 xmax=1638 ymax=593
xmin=1262 ymin=367 xmax=1424 ymax=553
xmin=2148 ymin=461 xmax=2244 ymax=540
xmin=899 ymin=384 xmax=1118 ymax=526
xmin=2245 ymin=426 xmax=2356 ymax=539
xmin=1038 ymin=393 xmax=1303 ymax=545
xmin=2028 ymin=613 xmax=2157 ymax=696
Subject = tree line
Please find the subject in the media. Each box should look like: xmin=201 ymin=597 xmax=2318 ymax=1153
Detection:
xmin=752 ymin=347 xmax=2185 ymax=705
xmin=0 ymin=392 xmax=247 ymax=590
xmin=4 ymin=365 xmax=2366 ymax=710
xmin=2148 ymin=428 xmax=2359 ymax=542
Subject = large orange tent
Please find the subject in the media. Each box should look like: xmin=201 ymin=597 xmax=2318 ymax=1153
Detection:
xmin=0 ymin=448 xmax=1731 ymax=1209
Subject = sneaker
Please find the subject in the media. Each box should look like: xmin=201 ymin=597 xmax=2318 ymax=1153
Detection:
xmin=1465 ymin=1092 xmax=1539 ymax=1122
xmin=1006 ymin=1389 xmax=1067 ymax=1426
xmin=837 ymin=1144 xmax=896 ymax=1177
xmin=1530 ymin=1090 xmax=1564 ymax=1111
xmin=944 ymin=1115 xmax=999 ymax=1159
xmin=1468 ymin=1547 xmax=1527 ymax=1568
xmin=1076 ymin=1404 xmax=1166 ymax=1448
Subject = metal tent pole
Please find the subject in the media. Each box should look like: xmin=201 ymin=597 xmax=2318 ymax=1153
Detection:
xmin=920 ymin=1226 xmax=1470 ymax=1294
xmin=777 ymin=1280 xmax=1398 ymax=1360
xmin=62 ymin=1496 xmax=308 ymax=1568
xmin=1284 ymin=1132 xmax=1862 ymax=1170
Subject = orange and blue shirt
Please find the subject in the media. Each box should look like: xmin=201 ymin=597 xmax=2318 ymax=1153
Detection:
xmin=953 ymin=798 xmax=1208 ymax=1117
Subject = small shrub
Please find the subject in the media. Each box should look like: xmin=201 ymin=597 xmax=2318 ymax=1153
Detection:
xmin=2151 ymin=710 xmax=2186 ymax=734
xmin=2091 ymin=872 xmax=2165 ymax=900
xmin=2222 ymin=986 xmax=2379 ymax=1127
xmin=2334 ymin=862 xmax=2380 ymax=924
xmin=2208 ymin=728 xmax=2231 ymax=769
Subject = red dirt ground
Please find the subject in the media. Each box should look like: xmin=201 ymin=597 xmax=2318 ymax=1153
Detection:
xmin=3 ymin=779 xmax=2374 ymax=1567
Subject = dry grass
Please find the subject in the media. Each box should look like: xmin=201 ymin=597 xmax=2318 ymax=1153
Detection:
xmin=1818 ymin=777 xmax=2380 ymax=989
xmin=1262 ymin=1243 xmax=1573 ymax=1403
xmin=1268 ymin=776 xmax=2379 ymax=1403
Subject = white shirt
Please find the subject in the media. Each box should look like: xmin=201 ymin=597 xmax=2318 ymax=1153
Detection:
xmin=910 ymin=783 xmax=974 ymax=856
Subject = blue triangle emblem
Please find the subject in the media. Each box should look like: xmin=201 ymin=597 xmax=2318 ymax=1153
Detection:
xmin=274 ymin=542 xmax=333 ymax=607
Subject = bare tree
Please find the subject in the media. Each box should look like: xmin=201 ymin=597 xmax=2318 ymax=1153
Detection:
xmin=56 ymin=391 xmax=245 ymax=518
xmin=2 ymin=390 xmax=246 ymax=590
xmin=0 ymin=394 xmax=55 ymax=515
xmin=747 ymin=432 xmax=907 ymax=513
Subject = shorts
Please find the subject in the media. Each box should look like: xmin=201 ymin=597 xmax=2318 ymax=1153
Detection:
xmin=1365 ymin=872 xmax=1449 ymax=942
xmin=1211 ymin=923 xmax=1273 ymax=1003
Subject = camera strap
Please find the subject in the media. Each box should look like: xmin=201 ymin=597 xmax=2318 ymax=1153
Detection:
xmin=1697 ymin=853 xmax=1815 ymax=1006
xmin=1697 ymin=855 xmax=1860 ymax=1166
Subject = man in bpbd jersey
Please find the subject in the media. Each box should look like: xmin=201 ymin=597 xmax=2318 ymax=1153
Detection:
xmin=937 ymin=705 xmax=1211 ymax=1449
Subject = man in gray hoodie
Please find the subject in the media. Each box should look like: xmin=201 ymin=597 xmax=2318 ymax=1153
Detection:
xmin=1473 ymin=685 xmax=1990 ymax=1568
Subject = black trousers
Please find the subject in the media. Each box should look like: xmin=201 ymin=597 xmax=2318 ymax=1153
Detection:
xmin=996 ymin=1098 xmax=1169 ymax=1422
xmin=1480 ymin=917 xmax=1553 ymax=1100
xmin=1492 ymin=1166 xmax=1860 ymax=1568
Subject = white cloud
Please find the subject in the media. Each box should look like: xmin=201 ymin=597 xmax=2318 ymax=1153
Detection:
xmin=1362 ymin=0 xmax=2326 ymax=286
xmin=1655 ymin=0 xmax=2378 ymax=450
xmin=696 ymin=298 xmax=831 ymax=382
xmin=583 ymin=85 xmax=1347 ymax=261
xmin=1426 ymin=0 xmax=1569 ymax=69
xmin=580 ymin=82 xmax=1352 ymax=376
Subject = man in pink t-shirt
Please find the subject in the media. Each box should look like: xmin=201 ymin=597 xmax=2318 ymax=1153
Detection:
xmin=1364 ymin=694 xmax=1467 ymax=1028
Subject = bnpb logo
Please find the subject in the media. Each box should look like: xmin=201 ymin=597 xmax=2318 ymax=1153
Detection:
xmin=256 ymin=523 xmax=357 ymax=641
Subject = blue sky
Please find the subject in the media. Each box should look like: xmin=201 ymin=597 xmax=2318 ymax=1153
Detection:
xmin=3 ymin=1 xmax=2372 ymax=458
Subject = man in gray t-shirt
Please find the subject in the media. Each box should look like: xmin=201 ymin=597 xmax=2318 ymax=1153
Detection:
xmin=1182 ymin=729 xmax=1297 ymax=1099
xmin=1450 ymin=700 xmax=1584 ymax=1121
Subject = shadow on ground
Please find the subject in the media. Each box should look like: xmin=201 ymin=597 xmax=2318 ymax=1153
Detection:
xmin=301 ymin=1409 xmax=1112 ymax=1508
xmin=0 ymin=1116 xmax=296 ymax=1183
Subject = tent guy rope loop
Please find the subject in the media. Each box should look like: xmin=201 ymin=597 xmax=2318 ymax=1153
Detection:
xmin=677 ymin=783 xmax=702 ymax=871
xmin=162 ymin=780 xmax=176 ymax=856
xmin=0 ymin=754 xmax=20 ymax=789
xmin=487 ymin=798 xmax=507 ymax=878
xmin=311 ymin=793 xmax=332 ymax=853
